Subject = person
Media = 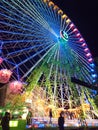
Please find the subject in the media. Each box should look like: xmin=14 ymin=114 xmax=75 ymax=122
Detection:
xmin=49 ymin=109 xmax=52 ymax=124
xmin=26 ymin=110 xmax=32 ymax=125
xmin=1 ymin=112 xmax=10 ymax=130
xmin=58 ymin=111 xmax=65 ymax=130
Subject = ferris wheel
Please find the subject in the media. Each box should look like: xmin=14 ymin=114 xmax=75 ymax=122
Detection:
xmin=0 ymin=0 xmax=97 ymax=108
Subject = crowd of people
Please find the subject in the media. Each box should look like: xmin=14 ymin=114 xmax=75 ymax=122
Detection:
xmin=26 ymin=108 xmax=65 ymax=130
xmin=0 ymin=109 xmax=87 ymax=130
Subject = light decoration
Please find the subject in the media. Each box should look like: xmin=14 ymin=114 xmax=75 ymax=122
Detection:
xmin=86 ymin=53 xmax=91 ymax=57
xmin=54 ymin=5 xmax=59 ymax=10
xmin=91 ymin=69 xmax=94 ymax=72
xmin=88 ymin=58 xmax=93 ymax=63
xmin=81 ymin=43 xmax=87 ymax=47
xmin=92 ymin=74 xmax=97 ymax=78
xmin=9 ymin=81 xmax=23 ymax=94
xmin=90 ymin=63 xmax=95 ymax=68
xmin=76 ymin=33 xmax=81 ymax=37
xmin=0 ymin=69 xmax=12 ymax=83
xmin=84 ymin=48 xmax=89 ymax=52
xmin=66 ymin=18 xmax=71 ymax=24
xmin=48 ymin=1 xmax=54 ymax=7
xmin=62 ymin=14 xmax=67 ymax=19
xmin=70 ymin=23 xmax=74 ymax=29
xmin=58 ymin=10 xmax=63 ymax=15
xmin=79 ymin=38 xmax=84 ymax=42
xmin=73 ymin=28 xmax=78 ymax=33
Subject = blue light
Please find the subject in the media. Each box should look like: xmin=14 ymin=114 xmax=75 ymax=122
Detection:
xmin=92 ymin=74 xmax=97 ymax=78
xmin=90 ymin=63 xmax=95 ymax=68
xmin=92 ymin=80 xmax=96 ymax=83
xmin=91 ymin=69 xmax=95 ymax=72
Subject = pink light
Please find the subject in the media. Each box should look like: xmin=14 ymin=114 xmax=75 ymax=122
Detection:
xmin=86 ymin=53 xmax=91 ymax=57
xmin=88 ymin=58 xmax=93 ymax=63
xmin=70 ymin=23 xmax=74 ymax=28
xmin=9 ymin=81 xmax=23 ymax=94
xmin=73 ymin=28 xmax=78 ymax=33
xmin=76 ymin=33 xmax=81 ymax=37
xmin=81 ymin=43 xmax=87 ymax=47
xmin=0 ymin=69 xmax=12 ymax=83
xmin=79 ymin=38 xmax=84 ymax=42
xmin=84 ymin=48 xmax=89 ymax=52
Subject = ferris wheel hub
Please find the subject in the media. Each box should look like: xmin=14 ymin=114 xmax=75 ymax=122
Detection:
xmin=60 ymin=31 xmax=69 ymax=41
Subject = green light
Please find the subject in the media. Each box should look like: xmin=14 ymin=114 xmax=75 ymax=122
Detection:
xmin=9 ymin=120 xmax=18 ymax=127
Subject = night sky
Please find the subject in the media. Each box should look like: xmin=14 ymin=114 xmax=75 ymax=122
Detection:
xmin=52 ymin=0 xmax=98 ymax=58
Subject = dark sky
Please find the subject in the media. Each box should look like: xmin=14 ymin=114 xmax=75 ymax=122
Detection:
xmin=52 ymin=0 xmax=98 ymax=58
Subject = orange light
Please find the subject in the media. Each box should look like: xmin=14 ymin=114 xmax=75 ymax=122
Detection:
xmin=58 ymin=9 xmax=63 ymax=15
xmin=62 ymin=14 xmax=67 ymax=19
xmin=66 ymin=19 xmax=71 ymax=24
xmin=49 ymin=1 xmax=54 ymax=6
xmin=54 ymin=5 xmax=59 ymax=10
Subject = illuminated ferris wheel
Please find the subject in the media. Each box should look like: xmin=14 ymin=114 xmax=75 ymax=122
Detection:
xmin=0 ymin=0 xmax=97 ymax=108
